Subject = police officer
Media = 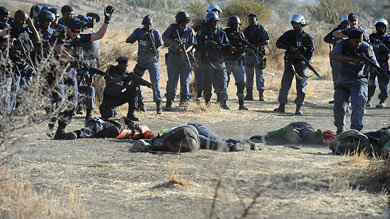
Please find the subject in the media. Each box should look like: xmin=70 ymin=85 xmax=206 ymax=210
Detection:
xmin=162 ymin=11 xmax=196 ymax=110
xmin=99 ymin=56 xmax=152 ymax=121
xmin=34 ymin=10 xmax=56 ymax=60
xmin=196 ymin=11 xmax=230 ymax=109
xmin=48 ymin=7 xmax=61 ymax=30
xmin=0 ymin=6 xmax=9 ymax=24
xmin=49 ymin=6 xmax=114 ymax=140
xmin=126 ymin=15 xmax=164 ymax=114
xmin=59 ymin=5 xmax=74 ymax=26
xmin=330 ymin=29 xmax=379 ymax=134
xmin=224 ymin=15 xmax=248 ymax=110
xmin=367 ymin=18 xmax=390 ymax=108
xmin=324 ymin=15 xmax=349 ymax=95
xmin=333 ymin=13 xmax=369 ymax=43
xmin=243 ymin=13 xmax=269 ymax=101
xmin=192 ymin=4 xmax=222 ymax=103
xmin=274 ymin=14 xmax=314 ymax=115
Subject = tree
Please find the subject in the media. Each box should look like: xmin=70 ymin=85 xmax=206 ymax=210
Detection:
xmin=306 ymin=0 xmax=357 ymax=24
xmin=222 ymin=0 xmax=271 ymax=26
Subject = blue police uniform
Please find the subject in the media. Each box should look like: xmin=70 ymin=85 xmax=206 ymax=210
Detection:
xmin=276 ymin=29 xmax=314 ymax=107
xmin=341 ymin=27 xmax=370 ymax=43
xmin=126 ymin=27 xmax=163 ymax=104
xmin=243 ymin=24 xmax=269 ymax=93
xmin=324 ymin=26 xmax=346 ymax=83
xmin=192 ymin=20 xmax=207 ymax=99
xmin=224 ymin=27 xmax=246 ymax=101
xmin=99 ymin=65 xmax=137 ymax=119
xmin=332 ymin=40 xmax=377 ymax=131
xmin=163 ymin=23 xmax=196 ymax=102
xmin=196 ymin=26 xmax=230 ymax=104
xmin=367 ymin=33 xmax=390 ymax=103
xmin=49 ymin=24 xmax=93 ymax=130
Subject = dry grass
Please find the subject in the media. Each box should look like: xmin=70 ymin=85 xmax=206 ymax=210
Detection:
xmin=0 ymin=167 xmax=88 ymax=218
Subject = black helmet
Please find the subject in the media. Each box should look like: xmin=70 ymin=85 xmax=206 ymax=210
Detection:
xmin=205 ymin=11 xmax=219 ymax=23
xmin=38 ymin=10 xmax=55 ymax=22
xmin=227 ymin=15 xmax=241 ymax=27
xmin=142 ymin=15 xmax=152 ymax=25
xmin=175 ymin=11 xmax=190 ymax=24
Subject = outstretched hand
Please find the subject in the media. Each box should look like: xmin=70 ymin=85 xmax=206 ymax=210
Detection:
xmin=104 ymin=6 xmax=114 ymax=23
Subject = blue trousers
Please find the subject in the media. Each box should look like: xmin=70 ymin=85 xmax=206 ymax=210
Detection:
xmin=194 ymin=52 xmax=205 ymax=95
xmin=333 ymin=82 xmax=368 ymax=130
xmin=165 ymin=61 xmax=192 ymax=101
xmin=203 ymin=62 xmax=228 ymax=101
xmin=99 ymin=86 xmax=137 ymax=119
xmin=278 ymin=61 xmax=307 ymax=105
xmin=368 ymin=62 xmax=389 ymax=101
xmin=134 ymin=59 xmax=162 ymax=103
xmin=244 ymin=54 xmax=265 ymax=90
xmin=226 ymin=59 xmax=245 ymax=100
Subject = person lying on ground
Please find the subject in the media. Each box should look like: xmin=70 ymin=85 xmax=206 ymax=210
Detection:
xmin=330 ymin=127 xmax=390 ymax=158
xmin=71 ymin=116 xmax=155 ymax=140
xmin=130 ymin=123 xmax=261 ymax=153
xmin=250 ymin=122 xmax=336 ymax=145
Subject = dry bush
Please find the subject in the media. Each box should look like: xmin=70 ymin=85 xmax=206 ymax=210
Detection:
xmin=305 ymin=0 xmax=357 ymax=24
xmin=0 ymin=167 xmax=88 ymax=218
xmin=0 ymin=44 xmax=88 ymax=217
xmin=222 ymin=0 xmax=271 ymax=27
xmin=187 ymin=0 xmax=210 ymax=21
xmin=353 ymin=159 xmax=390 ymax=193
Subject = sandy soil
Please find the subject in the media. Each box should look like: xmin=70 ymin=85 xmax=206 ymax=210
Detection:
xmin=5 ymin=70 xmax=390 ymax=218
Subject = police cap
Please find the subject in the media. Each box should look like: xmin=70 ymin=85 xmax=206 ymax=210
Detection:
xmin=38 ymin=10 xmax=55 ymax=22
xmin=66 ymin=17 xmax=83 ymax=30
xmin=61 ymin=5 xmax=74 ymax=14
xmin=41 ymin=5 xmax=50 ymax=11
xmin=48 ymin=7 xmax=60 ymax=17
xmin=116 ymin=56 xmax=129 ymax=63
xmin=142 ymin=15 xmax=152 ymax=25
xmin=346 ymin=29 xmax=363 ymax=39
xmin=0 ymin=6 xmax=8 ymax=16
xmin=248 ymin=13 xmax=258 ymax=18
xmin=348 ymin=13 xmax=358 ymax=22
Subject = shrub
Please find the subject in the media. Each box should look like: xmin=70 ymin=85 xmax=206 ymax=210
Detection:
xmin=222 ymin=0 xmax=271 ymax=27
xmin=306 ymin=0 xmax=357 ymax=24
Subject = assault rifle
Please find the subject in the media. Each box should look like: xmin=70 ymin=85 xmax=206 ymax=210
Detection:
xmin=294 ymin=49 xmax=321 ymax=77
xmin=145 ymin=31 xmax=158 ymax=56
xmin=176 ymin=30 xmax=193 ymax=69
xmin=353 ymin=51 xmax=384 ymax=74
xmin=75 ymin=60 xmax=106 ymax=77
xmin=123 ymin=72 xmax=153 ymax=88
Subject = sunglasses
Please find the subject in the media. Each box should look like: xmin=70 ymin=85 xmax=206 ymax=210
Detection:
xmin=71 ymin=29 xmax=80 ymax=34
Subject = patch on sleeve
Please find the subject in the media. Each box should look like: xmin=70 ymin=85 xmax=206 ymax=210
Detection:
xmin=53 ymin=31 xmax=60 ymax=37
xmin=368 ymin=47 xmax=374 ymax=56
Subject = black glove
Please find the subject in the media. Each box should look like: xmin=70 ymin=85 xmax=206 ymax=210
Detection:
xmin=104 ymin=6 xmax=114 ymax=23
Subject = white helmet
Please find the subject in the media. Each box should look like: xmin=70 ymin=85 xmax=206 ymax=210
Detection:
xmin=207 ymin=4 xmax=222 ymax=14
xmin=375 ymin=18 xmax=388 ymax=27
xmin=340 ymin=15 xmax=348 ymax=22
xmin=290 ymin=14 xmax=306 ymax=26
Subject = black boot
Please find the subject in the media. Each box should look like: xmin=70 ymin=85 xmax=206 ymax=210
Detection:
xmin=127 ymin=108 xmax=139 ymax=121
xmin=220 ymin=100 xmax=230 ymax=110
xmin=295 ymin=104 xmax=303 ymax=115
xmin=238 ymin=99 xmax=248 ymax=110
xmin=54 ymin=123 xmax=77 ymax=140
xmin=138 ymin=100 xmax=146 ymax=112
xmin=85 ymin=108 xmax=92 ymax=120
xmin=336 ymin=127 xmax=344 ymax=135
xmin=165 ymin=99 xmax=173 ymax=111
xmin=156 ymin=101 xmax=162 ymax=114
xmin=244 ymin=88 xmax=253 ymax=101
xmin=376 ymin=99 xmax=386 ymax=108
xmin=259 ymin=89 xmax=265 ymax=101
xmin=273 ymin=103 xmax=285 ymax=113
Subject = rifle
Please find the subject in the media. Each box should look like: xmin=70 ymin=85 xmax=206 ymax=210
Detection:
xmin=175 ymin=30 xmax=193 ymax=69
xmin=353 ymin=51 xmax=384 ymax=74
xmin=145 ymin=31 xmax=158 ymax=56
xmin=294 ymin=49 xmax=321 ymax=77
xmin=123 ymin=72 xmax=153 ymax=88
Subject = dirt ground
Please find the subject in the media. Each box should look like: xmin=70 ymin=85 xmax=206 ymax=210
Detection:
xmin=5 ymin=61 xmax=390 ymax=218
